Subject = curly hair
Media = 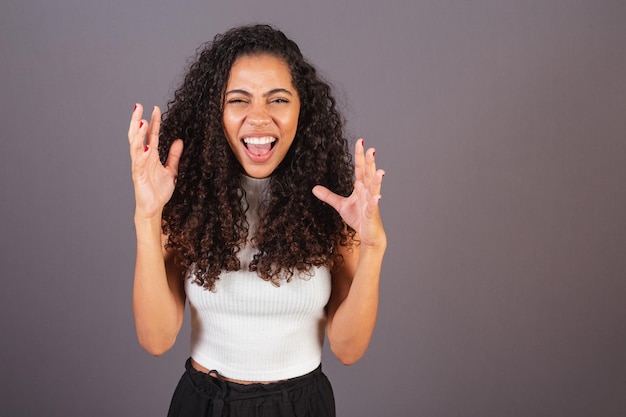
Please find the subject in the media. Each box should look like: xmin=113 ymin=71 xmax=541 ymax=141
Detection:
xmin=159 ymin=24 xmax=355 ymax=291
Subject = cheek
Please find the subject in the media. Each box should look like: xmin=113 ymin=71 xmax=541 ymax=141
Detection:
xmin=222 ymin=114 xmax=239 ymax=138
xmin=292 ymin=104 xmax=301 ymax=129
xmin=285 ymin=108 xmax=300 ymax=132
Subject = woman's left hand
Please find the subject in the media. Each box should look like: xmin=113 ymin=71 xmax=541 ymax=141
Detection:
xmin=313 ymin=139 xmax=386 ymax=248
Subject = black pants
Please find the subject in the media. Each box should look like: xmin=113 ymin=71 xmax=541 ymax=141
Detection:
xmin=167 ymin=359 xmax=336 ymax=417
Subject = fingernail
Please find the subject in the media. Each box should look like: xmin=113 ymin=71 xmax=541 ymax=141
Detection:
xmin=139 ymin=121 xmax=144 ymax=128
xmin=362 ymin=139 xmax=365 ymax=146
xmin=144 ymin=145 xmax=149 ymax=152
xmin=133 ymin=104 xmax=137 ymax=111
xmin=373 ymin=151 xmax=376 ymax=156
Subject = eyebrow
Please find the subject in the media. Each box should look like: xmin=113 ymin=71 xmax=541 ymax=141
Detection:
xmin=224 ymin=88 xmax=295 ymax=97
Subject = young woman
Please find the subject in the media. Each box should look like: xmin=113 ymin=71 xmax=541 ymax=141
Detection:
xmin=128 ymin=24 xmax=386 ymax=417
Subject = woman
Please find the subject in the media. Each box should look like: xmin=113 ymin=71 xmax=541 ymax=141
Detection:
xmin=128 ymin=24 xmax=386 ymax=416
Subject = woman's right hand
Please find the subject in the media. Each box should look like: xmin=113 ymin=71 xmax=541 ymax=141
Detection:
xmin=128 ymin=104 xmax=184 ymax=219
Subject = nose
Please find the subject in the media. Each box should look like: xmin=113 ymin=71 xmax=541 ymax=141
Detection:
xmin=246 ymin=103 xmax=271 ymax=127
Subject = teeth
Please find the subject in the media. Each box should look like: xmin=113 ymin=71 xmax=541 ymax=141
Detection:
xmin=243 ymin=136 xmax=276 ymax=145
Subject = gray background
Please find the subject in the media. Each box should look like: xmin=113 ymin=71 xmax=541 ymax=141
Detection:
xmin=1 ymin=0 xmax=625 ymax=416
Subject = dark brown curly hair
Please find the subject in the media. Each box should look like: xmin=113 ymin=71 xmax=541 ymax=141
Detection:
xmin=158 ymin=24 xmax=355 ymax=291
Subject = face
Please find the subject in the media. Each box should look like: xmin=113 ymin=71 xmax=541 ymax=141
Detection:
xmin=222 ymin=54 xmax=301 ymax=179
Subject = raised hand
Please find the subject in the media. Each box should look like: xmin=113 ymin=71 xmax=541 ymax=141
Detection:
xmin=312 ymin=139 xmax=386 ymax=248
xmin=128 ymin=104 xmax=184 ymax=219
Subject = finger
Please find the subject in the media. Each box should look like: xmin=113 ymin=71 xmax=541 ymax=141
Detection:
xmin=129 ymin=105 xmax=150 ymax=161
xmin=164 ymin=139 xmax=184 ymax=174
xmin=366 ymin=170 xmax=384 ymax=210
xmin=354 ymin=139 xmax=365 ymax=183
xmin=312 ymin=185 xmax=344 ymax=213
xmin=371 ymin=169 xmax=384 ymax=196
xmin=364 ymin=147 xmax=377 ymax=186
xmin=130 ymin=119 xmax=149 ymax=160
xmin=131 ymin=138 xmax=152 ymax=180
xmin=128 ymin=103 xmax=144 ymax=144
xmin=146 ymin=106 xmax=161 ymax=149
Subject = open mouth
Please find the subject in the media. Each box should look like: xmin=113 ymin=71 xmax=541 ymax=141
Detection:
xmin=242 ymin=136 xmax=277 ymax=157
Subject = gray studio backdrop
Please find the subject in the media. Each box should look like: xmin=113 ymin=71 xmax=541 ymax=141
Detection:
xmin=1 ymin=0 xmax=625 ymax=416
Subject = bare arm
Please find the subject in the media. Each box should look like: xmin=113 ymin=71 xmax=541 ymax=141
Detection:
xmin=313 ymin=139 xmax=386 ymax=365
xmin=129 ymin=104 xmax=185 ymax=355
xmin=325 ymin=234 xmax=385 ymax=365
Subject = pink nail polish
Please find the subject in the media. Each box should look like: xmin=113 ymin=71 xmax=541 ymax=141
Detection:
xmin=139 ymin=121 xmax=144 ymax=128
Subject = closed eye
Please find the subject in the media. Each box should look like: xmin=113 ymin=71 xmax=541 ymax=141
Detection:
xmin=227 ymin=98 xmax=247 ymax=104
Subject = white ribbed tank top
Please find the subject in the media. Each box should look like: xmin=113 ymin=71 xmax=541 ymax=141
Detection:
xmin=185 ymin=176 xmax=332 ymax=381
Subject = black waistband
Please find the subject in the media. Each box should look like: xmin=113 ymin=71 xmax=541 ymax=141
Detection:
xmin=183 ymin=358 xmax=324 ymax=416
xmin=185 ymin=358 xmax=322 ymax=394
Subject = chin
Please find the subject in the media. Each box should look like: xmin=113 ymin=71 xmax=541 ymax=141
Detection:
xmin=242 ymin=165 xmax=276 ymax=179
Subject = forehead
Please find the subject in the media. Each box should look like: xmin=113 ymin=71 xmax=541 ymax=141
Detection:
xmin=226 ymin=54 xmax=294 ymax=88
